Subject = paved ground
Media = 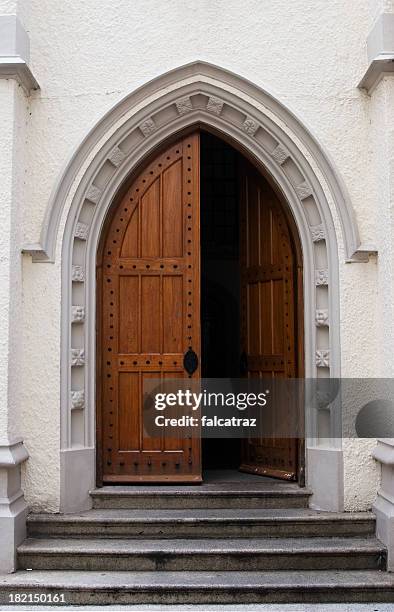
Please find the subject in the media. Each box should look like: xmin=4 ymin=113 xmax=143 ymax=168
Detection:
xmin=1 ymin=604 xmax=394 ymax=611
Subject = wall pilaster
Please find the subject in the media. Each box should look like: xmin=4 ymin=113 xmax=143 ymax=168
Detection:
xmin=363 ymin=6 xmax=394 ymax=570
xmin=0 ymin=8 xmax=38 ymax=571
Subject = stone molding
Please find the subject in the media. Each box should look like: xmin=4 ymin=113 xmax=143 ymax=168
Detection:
xmin=0 ymin=438 xmax=29 ymax=467
xmin=21 ymin=61 xmax=368 ymax=264
xmin=373 ymin=439 xmax=394 ymax=569
xmin=359 ymin=12 xmax=394 ymax=94
xmin=0 ymin=439 xmax=29 ymax=572
xmin=0 ymin=15 xmax=39 ymax=94
xmin=373 ymin=439 xmax=394 ymax=465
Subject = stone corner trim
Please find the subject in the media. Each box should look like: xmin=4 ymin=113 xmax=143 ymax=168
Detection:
xmin=0 ymin=436 xmax=29 ymax=572
xmin=373 ymin=438 xmax=394 ymax=570
xmin=0 ymin=438 xmax=29 ymax=467
xmin=21 ymin=243 xmax=51 ymax=263
xmin=373 ymin=440 xmax=394 ymax=465
xmin=358 ymin=13 xmax=394 ymax=94
xmin=0 ymin=16 xmax=39 ymax=93
xmin=346 ymin=243 xmax=378 ymax=263
xmin=358 ymin=56 xmax=394 ymax=94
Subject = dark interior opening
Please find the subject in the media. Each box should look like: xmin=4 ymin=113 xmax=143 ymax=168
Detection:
xmin=200 ymin=130 xmax=242 ymax=470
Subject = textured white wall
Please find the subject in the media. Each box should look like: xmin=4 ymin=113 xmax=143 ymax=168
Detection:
xmin=17 ymin=0 xmax=389 ymax=510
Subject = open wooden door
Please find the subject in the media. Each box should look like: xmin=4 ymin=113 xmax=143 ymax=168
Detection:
xmin=239 ymin=160 xmax=301 ymax=481
xmin=97 ymin=132 xmax=201 ymax=483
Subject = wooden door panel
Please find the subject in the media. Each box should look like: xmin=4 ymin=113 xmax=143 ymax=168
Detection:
xmin=240 ymin=162 xmax=300 ymax=480
xmin=98 ymin=132 xmax=201 ymax=483
xmin=118 ymin=372 xmax=140 ymax=451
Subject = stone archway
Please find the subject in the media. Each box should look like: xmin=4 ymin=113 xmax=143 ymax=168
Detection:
xmin=24 ymin=62 xmax=371 ymax=513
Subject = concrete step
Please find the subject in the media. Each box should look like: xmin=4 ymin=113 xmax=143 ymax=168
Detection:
xmin=90 ymin=484 xmax=311 ymax=509
xmin=17 ymin=536 xmax=386 ymax=572
xmin=1 ymin=570 xmax=394 ymax=605
xmin=26 ymin=508 xmax=376 ymax=539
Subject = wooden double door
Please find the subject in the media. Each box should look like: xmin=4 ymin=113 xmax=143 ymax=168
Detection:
xmin=97 ymin=130 xmax=302 ymax=485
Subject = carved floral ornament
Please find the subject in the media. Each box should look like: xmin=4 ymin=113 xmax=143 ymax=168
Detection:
xmin=139 ymin=117 xmax=156 ymax=137
xmin=311 ymin=224 xmax=325 ymax=243
xmin=206 ymin=96 xmax=224 ymax=115
xmin=71 ymin=348 xmax=85 ymax=366
xmin=272 ymin=144 xmax=289 ymax=165
xmin=175 ymin=96 xmax=193 ymax=115
xmin=71 ymin=265 xmax=84 ymax=282
xmin=71 ymin=390 xmax=85 ymax=410
xmin=75 ymin=222 xmax=89 ymax=240
xmin=108 ymin=146 xmax=126 ymax=167
xmin=86 ymin=185 xmax=102 ymax=205
xmin=316 ymin=350 xmax=330 ymax=368
xmin=242 ymin=117 xmax=259 ymax=136
xmin=315 ymin=269 xmax=329 ymax=286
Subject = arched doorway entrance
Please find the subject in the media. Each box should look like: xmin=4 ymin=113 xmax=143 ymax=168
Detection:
xmin=96 ymin=128 xmax=303 ymax=485
xmin=47 ymin=62 xmax=355 ymax=512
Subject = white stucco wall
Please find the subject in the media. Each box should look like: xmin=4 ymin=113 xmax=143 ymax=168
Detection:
xmin=14 ymin=0 xmax=391 ymax=511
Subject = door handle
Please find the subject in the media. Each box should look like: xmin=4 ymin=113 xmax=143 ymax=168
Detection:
xmin=183 ymin=348 xmax=198 ymax=376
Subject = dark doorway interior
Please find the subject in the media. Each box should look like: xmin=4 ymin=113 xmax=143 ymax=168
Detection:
xmin=200 ymin=131 xmax=241 ymax=470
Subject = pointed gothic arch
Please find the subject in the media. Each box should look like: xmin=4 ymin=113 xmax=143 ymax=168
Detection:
xmin=23 ymin=62 xmax=371 ymax=513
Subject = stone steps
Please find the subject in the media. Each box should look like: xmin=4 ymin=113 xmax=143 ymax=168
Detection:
xmin=18 ymin=536 xmax=386 ymax=572
xmin=27 ymin=508 xmax=376 ymax=539
xmin=1 ymin=570 xmax=394 ymax=605
xmin=90 ymin=484 xmax=311 ymax=509
xmin=1 ymin=480 xmax=391 ymax=605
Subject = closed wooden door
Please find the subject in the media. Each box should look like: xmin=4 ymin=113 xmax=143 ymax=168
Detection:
xmin=97 ymin=132 xmax=201 ymax=483
xmin=239 ymin=160 xmax=300 ymax=480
